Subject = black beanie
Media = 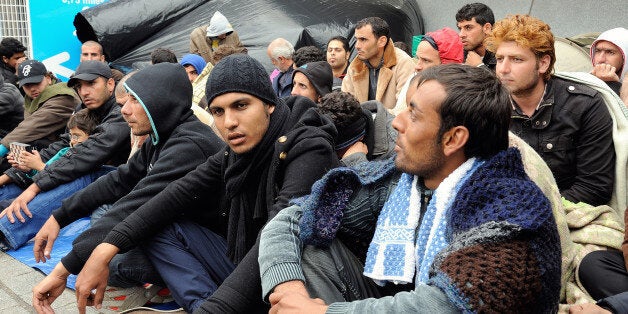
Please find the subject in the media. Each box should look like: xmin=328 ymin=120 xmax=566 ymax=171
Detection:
xmin=205 ymin=54 xmax=279 ymax=106
xmin=335 ymin=111 xmax=368 ymax=150
xmin=293 ymin=61 xmax=333 ymax=98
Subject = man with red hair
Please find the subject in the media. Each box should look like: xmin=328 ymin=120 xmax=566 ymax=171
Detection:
xmin=486 ymin=14 xmax=615 ymax=206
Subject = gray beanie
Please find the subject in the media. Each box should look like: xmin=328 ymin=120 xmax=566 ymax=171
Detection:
xmin=205 ymin=54 xmax=279 ymax=106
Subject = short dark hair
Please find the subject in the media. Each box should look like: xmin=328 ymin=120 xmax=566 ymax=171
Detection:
xmin=150 ymin=48 xmax=177 ymax=64
xmin=67 ymin=108 xmax=99 ymax=135
xmin=394 ymin=41 xmax=410 ymax=55
xmin=318 ymin=91 xmax=363 ymax=129
xmin=0 ymin=37 xmax=26 ymax=59
xmin=356 ymin=17 xmax=390 ymax=41
xmin=455 ymin=3 xmax=495 ymax=26
xmin=416 ymin=64 xmax=510 ymax=159
xmin=293 ymin=46 xmax=325 ymax=67
xmin=326 ymin=36 xmax=350 ymax=52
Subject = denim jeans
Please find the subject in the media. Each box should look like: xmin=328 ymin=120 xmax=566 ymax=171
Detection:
xmin=0 ymin=183 xmax=25 ymax=201
xmin=0 ymin=166 xmax=115 ymax=250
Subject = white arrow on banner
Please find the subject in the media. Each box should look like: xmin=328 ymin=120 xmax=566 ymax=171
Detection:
xmin=42 ymin=52 xmax=74 ymax=79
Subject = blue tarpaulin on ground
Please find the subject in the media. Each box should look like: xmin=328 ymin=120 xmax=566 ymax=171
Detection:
xmin=6 ymin=217 xmax=90 ymax=289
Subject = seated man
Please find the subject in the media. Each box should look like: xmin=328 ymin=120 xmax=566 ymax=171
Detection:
xmin=455 ymin=2 xmax=497 ymax=70
xmin=326 ymin=36 xmax=351 ymax=91
xmin=318 ymin=91 xmax=395 ymax=165
xmin=259 ymin=64 xmax=561 ymax=312
xmin=32 ymin=54 xmax=339 ymax=313
xmin=0 ymin=68 xmax=24 ymax=138
xmin=80 ymin=41 xmax=124 ymax=82
xmin=589 ymin=27 xmax=628 ymax=95
xmin=150 ymin=48 xmax=177 ymax=64
xmin=487 ymin=15 xmax=615 ymax=206
xmin=0 ymin=61 xmax=130 ymax=250
xmin=291 ymin=61 xmax=333 ymax=103
xmin=0 ymin=60 xmax=80 ymax=167
xmin=342 ymin=17 xmax=415 ymax=110
xmin=575 ymin=205 xmax=628 ymax=314
xmin=392 ymin=27 xmax=463 ymax=115
xmin=293 ymin=46 xmax=325 ymax=68
xmin=180 ymin=54 xmax=207 ymax=84
xmin=190 ymin=11 xmax=242 ymax=64
xmin=268 ymin=38 xmax=296 ymax=98
xmin=31 ymin=63 xmax=223 ymax=297
xmin=0 ymin=37 xmax=27 ymax=87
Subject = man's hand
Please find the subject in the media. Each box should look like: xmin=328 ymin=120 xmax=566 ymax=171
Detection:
xmin=465 ymin=51 xmax=484 ymax=67
xmin=269 ymin=290 xmax=327 ymax=314
xmin=620 ymin=79 xmax=628 ymax=105
xmin=569 ymin=303 xmax=612 ymax=314
xmin=34 ymin=216 xmax=61 ymax=263
xmin=74 ymin=243 xmax=119 ymax=313
xmin=19 ymin=150 xmax=45 ymax=172
xmin=32 ymin=262 xmax=70 ymax=314
xmin=591 ymin=63 xmax=620 ymax=82
xmin=0 ymin=186 xmax=39 ymax=223
xmin=340 ymin=141 xmax=368 ymax=159
xmin=0 ymin=174 xmax=11 ymax=187
xmin=271 ymin=280 xmax=310 ymax=300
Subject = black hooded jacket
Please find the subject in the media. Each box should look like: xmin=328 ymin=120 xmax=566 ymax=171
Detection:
xmin=56 ymin=91 xmax=338 ymax=312
xmin=55 ymin=63 xmax=224 ymax=273
xmin=0 ymin=73 xmax=24 ymax=137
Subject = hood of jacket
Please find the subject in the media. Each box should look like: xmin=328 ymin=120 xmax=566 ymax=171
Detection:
xmin=124 ymin=63 xmax=194 ymax=145
xmin=591 ymin=27 xmax=628 ymax=80
xmin=206 ymin=11 xmax=234 ymax=37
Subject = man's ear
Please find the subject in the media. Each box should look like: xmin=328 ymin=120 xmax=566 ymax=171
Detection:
xmin=538 ymin=54 xmax=551 ymax=76
xmin=377 ymin=36 xmax=388 ymax=49
xmin=1 ymin=56 xmax=8 ymax=64
xmin=483 ymin=23 xmax=492 ymax=36
xmin=441 ymin=126 xmax=469 ymax=157
xmin=106 ymin=77 xmax=116 ymax=93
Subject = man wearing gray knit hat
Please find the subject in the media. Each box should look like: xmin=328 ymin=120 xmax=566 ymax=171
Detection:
xmin=73 ymin=54 xmax=339 ymax=313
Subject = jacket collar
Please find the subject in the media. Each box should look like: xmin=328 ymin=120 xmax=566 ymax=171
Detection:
xmin=350 ymin=39 xmax=398 ymax=74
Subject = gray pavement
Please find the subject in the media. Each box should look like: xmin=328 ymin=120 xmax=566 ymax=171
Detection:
xmin=0 ymin=251 xmax=108 ymax=314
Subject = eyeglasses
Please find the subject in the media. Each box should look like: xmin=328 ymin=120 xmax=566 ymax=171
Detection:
xmin=421 ymin=35 xmax=438 ymax=51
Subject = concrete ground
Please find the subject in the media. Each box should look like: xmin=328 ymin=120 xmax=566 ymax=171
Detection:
xmin=0 ymin=251 xmax=111 ymax=313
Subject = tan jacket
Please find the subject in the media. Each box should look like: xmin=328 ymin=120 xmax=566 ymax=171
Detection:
xmin=189 ymin=25 xmax=242 ymax=63
xmin=342 ymin=39 xmax=414 ymax=110
xmin=1 ymin=85 xmax=80 ymax=148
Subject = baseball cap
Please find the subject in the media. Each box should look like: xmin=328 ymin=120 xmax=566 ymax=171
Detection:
xmin=67 ymin=60 xmax=113 ymax=88
xmin=17 ymin=60 xmax=47 ymax=88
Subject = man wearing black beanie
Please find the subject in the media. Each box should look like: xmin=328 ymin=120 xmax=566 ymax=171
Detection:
xmin=291 ymin=61 xmax=333 ymax=103
xmin=46 ymin=54 xmax=339 ymax=313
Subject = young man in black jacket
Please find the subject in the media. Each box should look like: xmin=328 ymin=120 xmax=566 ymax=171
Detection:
xmin=0 ymin=61 xmax=130 ymax=250
xmin=32 ymin=62 xmax=226 ymax=312
xmin=34 ymin=54 xmax=339 ymax=313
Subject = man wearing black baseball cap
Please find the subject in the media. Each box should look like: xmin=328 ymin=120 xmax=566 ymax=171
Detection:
xmin=291 ymin=61 xmax=333 ymax=103
xmin=0 ymin=60 xmax=78 ymax=167
xmin=0 ymin=60 xmax=130 ymax=251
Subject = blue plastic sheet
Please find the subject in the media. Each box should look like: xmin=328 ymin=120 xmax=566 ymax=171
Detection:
xmin=6 ymin=217 xmax=91 ymax=289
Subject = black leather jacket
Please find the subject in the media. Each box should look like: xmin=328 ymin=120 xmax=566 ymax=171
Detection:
xmin=510 ymin=76 xmax=615 ymax=206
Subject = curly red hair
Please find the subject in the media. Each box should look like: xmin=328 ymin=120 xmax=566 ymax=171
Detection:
xmin=486 ymin=14 xmax=555 ymax=81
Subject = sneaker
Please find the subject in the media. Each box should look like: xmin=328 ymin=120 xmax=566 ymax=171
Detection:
xmin=101 ymin=284 xmax=163 ymax=312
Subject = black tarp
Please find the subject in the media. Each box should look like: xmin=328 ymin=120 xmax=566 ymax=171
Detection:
xmin=74 ymin=0 xmax=424 ymax=73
